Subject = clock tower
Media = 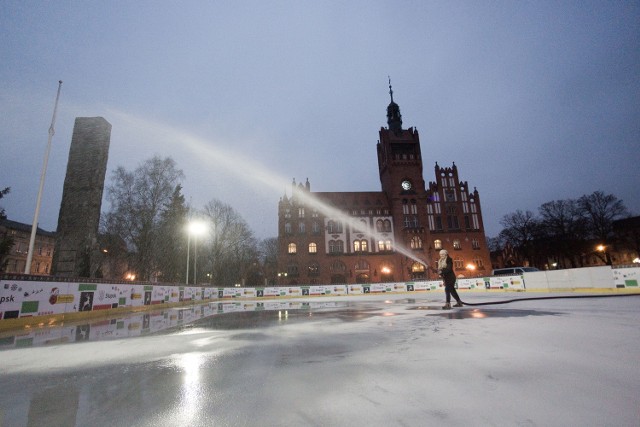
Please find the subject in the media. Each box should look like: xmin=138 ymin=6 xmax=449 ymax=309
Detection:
xmin=377 ymin=82 xmax=429 ymax=266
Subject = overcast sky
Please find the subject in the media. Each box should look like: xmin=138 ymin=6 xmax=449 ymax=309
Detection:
xmin=1 ymin=1 xmax=638 ymax=240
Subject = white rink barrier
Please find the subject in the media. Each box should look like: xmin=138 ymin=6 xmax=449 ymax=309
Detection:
xmin=1 ymin=266 xmax=638 ymax=321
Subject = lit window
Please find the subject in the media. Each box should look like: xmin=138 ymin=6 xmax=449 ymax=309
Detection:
xmin=453 ymin=240 xmax=461 ymax=250
xmin=309 ymin=242 xmax=317 ymax=253
xmin=288 ymin=243 xmax=297 ymax=254
xmin=411 ymin=236 xmax=423 ymax=249
xmin=434 ymin=239 xmax=442 ymax=250
xmin=411 ymin=262 xmax=425 ymax=273
xmin=377 ymin=240 xmax=392 ymax=251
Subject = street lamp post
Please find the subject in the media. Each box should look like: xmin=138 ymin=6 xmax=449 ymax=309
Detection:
xmin=186 ymin=220 xmax=207 ymax=285
xmin=596 ymin=244 xmax=611 ymax=266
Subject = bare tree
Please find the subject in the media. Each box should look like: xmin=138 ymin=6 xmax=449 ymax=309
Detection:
xmin=258 ymin=237 xmax=278 ymax=286
xmin=578 ymin=191 xmax=630 ymax=265
xmin=201 ymin=199 xmax=257 ymax=287
xmin=102 ymin=156 xmax=184 ymax=280
xmin=498 ymin=210 xmax=542 ymax=266
xmin=538 ymin=199 xmax=587 ymax=268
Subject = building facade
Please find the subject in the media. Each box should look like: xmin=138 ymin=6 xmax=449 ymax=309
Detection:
xmin=0 ymin=219 xmax=55 ymax=275
xmin=276 ymin=89 xmax=492 ymax=285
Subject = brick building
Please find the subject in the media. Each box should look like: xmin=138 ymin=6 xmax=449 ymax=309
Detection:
xmin=276 ymin=88 xmax=491 ymax=285
xmin=0 ymin=219 xmax=55 ymax=275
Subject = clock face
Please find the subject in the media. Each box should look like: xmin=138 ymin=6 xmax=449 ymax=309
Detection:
xmin=401 ymin=180 xmax=412 ymax=191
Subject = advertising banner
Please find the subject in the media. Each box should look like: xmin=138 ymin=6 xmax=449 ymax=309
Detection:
xmin=612 ymin=267 xmax=640 ymax=288
xmin=456 ymin=278 xmax=487 ymax=290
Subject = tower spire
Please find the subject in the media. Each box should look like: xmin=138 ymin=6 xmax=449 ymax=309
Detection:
xmin=386 ymin=76 xmax=402 ymax=133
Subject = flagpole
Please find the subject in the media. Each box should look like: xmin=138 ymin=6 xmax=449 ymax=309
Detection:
xmin=25 ymin=80 xmax=62 ymax=274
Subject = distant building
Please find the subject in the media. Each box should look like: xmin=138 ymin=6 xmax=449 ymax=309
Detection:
xmin=0 ymin=219 xmax=55 ymax=275
xmin=52 ymin=117 xmax=111 ymax=278
xmin=276 ymin=88 xmax=492 ymax=285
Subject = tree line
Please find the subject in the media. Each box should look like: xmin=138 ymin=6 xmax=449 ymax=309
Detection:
xmin=488 ymin=191 xmax=634 ymax=269
xmin=99 ymin=155 xmax=277 ymax=286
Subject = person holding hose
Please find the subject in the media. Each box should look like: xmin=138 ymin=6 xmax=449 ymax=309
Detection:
xmin=438 ymin=249 xmax=463 ymax=310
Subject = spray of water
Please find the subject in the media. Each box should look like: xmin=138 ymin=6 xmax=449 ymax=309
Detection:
xmin=109 ymin=111 xmax=430 ymax=269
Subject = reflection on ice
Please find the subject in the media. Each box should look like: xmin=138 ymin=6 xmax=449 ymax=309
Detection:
xmin=0 ymin=299 xmax=362 ymax=349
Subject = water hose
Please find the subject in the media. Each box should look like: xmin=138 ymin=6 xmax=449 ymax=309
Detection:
xmin=459 ymin=292 xmax=640 ymax=306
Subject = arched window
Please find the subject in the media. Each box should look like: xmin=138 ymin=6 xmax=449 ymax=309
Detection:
xmin=288 ymin=243 xmax=297 ymax=254
xmin=327 ymin=220 xmax=343 ymax=234
xmin=411 ymin=262 xmax=425 ymax=273
xmin=376 ymin=219 xmax=384 ymax=232
xmin=287 ymin=263 xmax=299 ymax=275
xmin=299 ymin=222 xmax=306 ymax=233
xmin=384 ymin=219 xmax=392 ymax=232
xmin=378 ymin=240 xmax=392 ymax=251
xmin=331 ymin=260 xmax=346 ymax=273
xmin=410 ymin=199 xmax=418 ymax=214
xmin=329 ymin=240 xmax=344 ymax=253
xmin=402 ymin=199 xmax=409 ymax=214
xmin=355 ymin=259 xmax=369 ymax=271
xmin=308 ymin=242 xmax=317 ymax=253
xmin=410 ymin=236 xmax=423 ymax=249
xmin=353 ymin=239 xmax=368 ymax=252
xmin=308 ymin=263 xmax=319 ymax=276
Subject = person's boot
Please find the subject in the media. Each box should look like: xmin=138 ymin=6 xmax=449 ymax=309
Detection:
xmin=442 ymin=303 xmax=451 ymax=310
xmin=453 ymin=301 xmax=463 ymax=307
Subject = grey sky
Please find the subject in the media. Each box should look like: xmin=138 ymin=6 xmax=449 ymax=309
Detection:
xmin=1 ymin=1 xmax=638 ymax=240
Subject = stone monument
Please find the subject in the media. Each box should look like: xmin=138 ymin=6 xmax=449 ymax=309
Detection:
xmin=52 ymin=117 xmax=111 ymax=277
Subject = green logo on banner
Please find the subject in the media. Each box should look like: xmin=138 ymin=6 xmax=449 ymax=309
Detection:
xmin=21 ymin=300 xmax=39 ymax=313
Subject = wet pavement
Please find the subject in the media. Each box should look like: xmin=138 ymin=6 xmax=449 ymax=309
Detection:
xmin=0 ymin=293 xmax=638 ymax=426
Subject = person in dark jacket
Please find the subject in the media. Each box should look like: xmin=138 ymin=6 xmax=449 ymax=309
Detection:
xmin=437 ymin=249 xmax=463 ymax=310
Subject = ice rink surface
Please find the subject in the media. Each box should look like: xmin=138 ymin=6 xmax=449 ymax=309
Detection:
xmin=0 ymin=292 xmax=639 ymax=427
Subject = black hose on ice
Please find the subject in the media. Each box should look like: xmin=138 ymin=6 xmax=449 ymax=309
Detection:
xmin=459 ymin=292 xmax=640 ymax=307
